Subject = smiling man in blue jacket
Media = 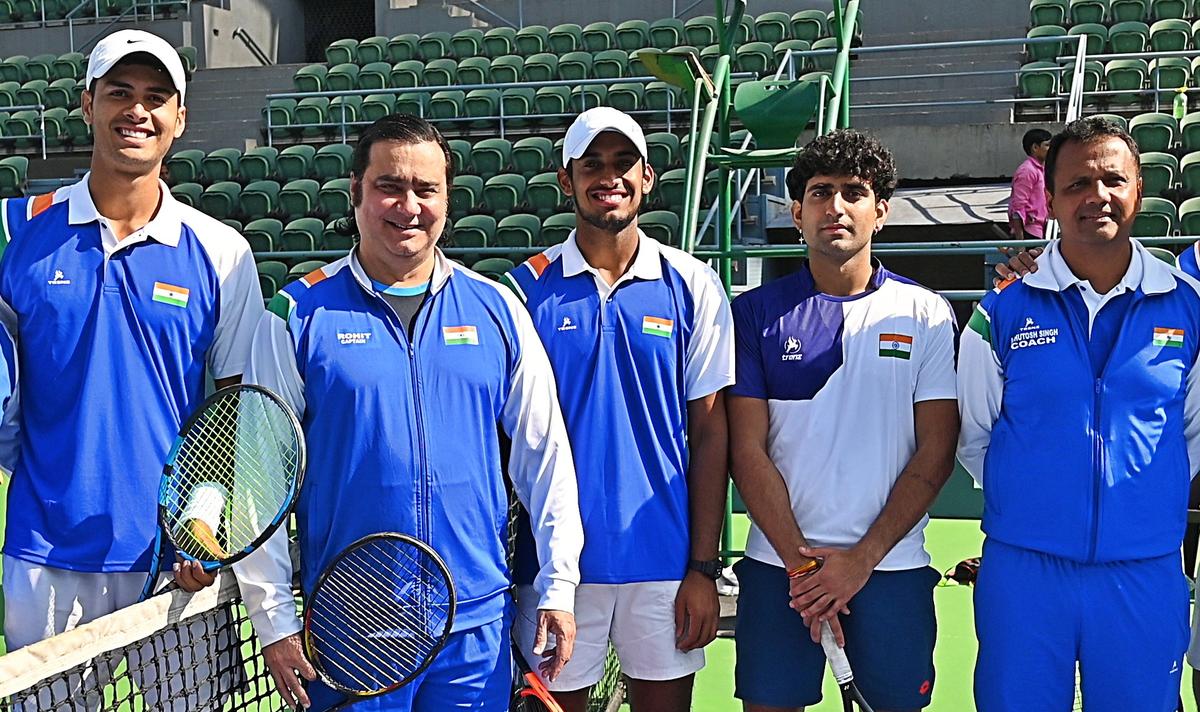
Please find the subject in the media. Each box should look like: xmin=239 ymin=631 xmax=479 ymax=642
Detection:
xmin=958 ymin=116 xmax=1200 ymax=712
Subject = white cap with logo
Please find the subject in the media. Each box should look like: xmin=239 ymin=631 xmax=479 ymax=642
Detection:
xmin=86 ymin=29 xmax=187 ymax=104
xmin=561 ymin=107 xmax=649 ymax=166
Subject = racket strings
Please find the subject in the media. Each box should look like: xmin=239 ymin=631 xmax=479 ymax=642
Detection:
xmin=164 ymin=390 xmax=301 ymax=561
xmin=308 ymin=539 xmax=452 ymax=694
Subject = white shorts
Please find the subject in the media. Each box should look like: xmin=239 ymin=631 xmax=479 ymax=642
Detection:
xmin=1188 ymin=595 xmax=1200 ymax=669
xmin=514 ymin=581 xmax=705 ymax=692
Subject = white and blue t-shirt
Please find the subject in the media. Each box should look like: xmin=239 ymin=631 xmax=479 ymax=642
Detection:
xmin=506 ymin=232 xmax=735 ymax=584
xmin=731 ymin=262 xmax=957 ymax=571
xmin=0 ymin=175 xmax=263 ymax=573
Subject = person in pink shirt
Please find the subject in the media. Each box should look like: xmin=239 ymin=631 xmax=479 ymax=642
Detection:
xmin=1008 ymin=128 xmax=1051 ymax=239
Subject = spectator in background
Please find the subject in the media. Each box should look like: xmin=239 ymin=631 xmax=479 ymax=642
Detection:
xmin=1008 ymin=128 xmax=1052 ymax=240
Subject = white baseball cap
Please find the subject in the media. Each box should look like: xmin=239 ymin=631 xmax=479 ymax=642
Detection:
xmin=561 ymin=107 xmax=649 ymax=166
xmin=86 ymin=30 xmax=187 ymax=104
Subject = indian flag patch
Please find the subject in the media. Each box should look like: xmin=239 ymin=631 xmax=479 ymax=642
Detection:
xmin=152 ymin=281 xmax=189 ymax=308
xmin=879 ymin=333 xmax=913 ymax=359
xmin=1153 ymin=327 xmax=1185 ymax=348
xmin=443 ymin=325 xmax=479 ymax=346
xmin=643 ymin=316 xmax=674 ymax=338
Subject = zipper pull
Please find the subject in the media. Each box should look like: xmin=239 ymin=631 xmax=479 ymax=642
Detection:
xmin=1095 ymin=378 xmax=1102 ymax=395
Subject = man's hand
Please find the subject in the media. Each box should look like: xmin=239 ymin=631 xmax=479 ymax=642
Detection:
xmin=994 ymin=246 xmax=1043 ymax=286
xmin=172 ymin=556 xmax=217 ymax=592
xmin=674 ymin=570 xmax=720 ymax=651
xmin=263 ymin=634 xmax=316 ymax=710
xmin=788 ymin=545 xmax=874 ymax=645
xmin=534 ymin=609 xmax=576 ymax=682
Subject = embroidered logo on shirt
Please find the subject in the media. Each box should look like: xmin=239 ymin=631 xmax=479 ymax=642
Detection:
xmin=1153 ymin=327 xmax=1184 ymax=348
xmin=878 ymin=333 xmax=913 ymax=359
xmin=47 ymin=269 xmax=71 ymax=286
xmin=152 ymin=282 xmax=189 ymax=307
xmin=781 ymin=336 xmax=804 ymax=362
xmin=443 ymin=325 xmax=479 ymax=346
xmin=337 ymin=331 xmax=373 ymax=345
xmin=1010 ymin=317 xmax=1058 ymax=350
xmin=642 ymin=316 xmax=673 ymax=338
xmin=557 ymin=316 xmax=578 ymax=332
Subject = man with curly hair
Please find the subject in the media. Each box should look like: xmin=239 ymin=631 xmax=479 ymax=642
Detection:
xmin=728 ymin=129 xmax=960 ymax=712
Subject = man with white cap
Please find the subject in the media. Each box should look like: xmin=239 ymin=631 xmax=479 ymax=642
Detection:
xmin=0 ymin=29 xmax=262 ymax=651
xmin=504 ymin=107 xmax=735 ymax=711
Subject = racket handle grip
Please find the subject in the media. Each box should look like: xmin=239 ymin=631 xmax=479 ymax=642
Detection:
xmin=819 ymin=621 xmax=854 ymax=684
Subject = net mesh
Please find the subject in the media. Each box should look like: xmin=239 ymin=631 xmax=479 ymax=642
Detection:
xmin=0 ymin=574 xmax=282 ymax=711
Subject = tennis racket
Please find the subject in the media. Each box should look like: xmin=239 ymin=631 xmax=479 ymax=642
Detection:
xmin=141 ymin=384 xmax=305 ymax=600
xmin=819 ymin=621 xmax=874 ymax=712
xmin=511 ymin=645 xmax=565 ymax=712
xmin=303 ymin=532 xmax=456 ymax=701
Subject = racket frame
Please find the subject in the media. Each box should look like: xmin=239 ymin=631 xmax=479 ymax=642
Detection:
xmin=512 ymin=644 xmax=566 ymax=712
xmin=303 ymin=532 xmax=458 ymax=698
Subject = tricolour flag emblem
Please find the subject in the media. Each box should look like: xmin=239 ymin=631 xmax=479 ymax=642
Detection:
xmin=643 ymin=316 xmax=674 ymax=338
xmin=1153 ymin=327 xmax=1184 ymax=348
xmin=879 ymin=333 xmax=913 ymax=359
xmin=443 ymin=325 xmax=479 ymax=346
xmin=152 ymin=281 xmax=189 ymax=308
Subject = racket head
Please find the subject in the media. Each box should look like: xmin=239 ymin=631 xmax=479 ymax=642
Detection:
xmin=303 ymin=533 xmax=457 ymax=697
xmin=157 ymin=384 xmax=305 ymax=567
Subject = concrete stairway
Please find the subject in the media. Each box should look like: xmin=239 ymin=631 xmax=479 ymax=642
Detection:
xmin=172 ymin=63 xmax=302 ymax=152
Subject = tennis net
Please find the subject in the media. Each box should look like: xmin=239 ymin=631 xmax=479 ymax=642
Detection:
xmin=0 ymin=572 xmax=281 ymax=711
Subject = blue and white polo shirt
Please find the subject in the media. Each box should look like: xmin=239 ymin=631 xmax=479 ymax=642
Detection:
xmin=731 ymin=262 xmax=958 ymax=571
xmin=0 ymin=174 xmax=263 ymax=572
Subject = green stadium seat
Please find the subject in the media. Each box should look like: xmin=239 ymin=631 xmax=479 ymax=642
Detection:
xmin=1068 ymin=24 xmax=1108 ymax=56
xmin=790 ymin=10 xmax=828 ymax=43
xmin=16 ymin=80 xmax=46 ymax=106
xmin=735 ymin=15 xmax=756 ymax=44
xmin=241 ymin=180 xmax=281 ymax=221
xmin=314 ymin=143 xmax=354 ymax=181
xmin=526 ymin=172 xmax=564 ymax=219
xmin=262 ymin=99 xmax=296 ymax=139
xmin=388 ymin=34 xmax=420 ymax=63
xmin=318 ymin=178 xmax=351 ymax=218
xmin=471 ymin=137 xmax=513 ymax=178
xmin=684 ymin=16 xmax=720 ymax=46
xmin=430 ymin=90 xmax=465 ymax=123
xmin=1149 ymin=57 xmax=1191 ymax=90
xmin=390 ymin=60 xmax=424 ymax=88
xmin=5 ymin=0 xmax=35 ymax=21
xmin=357 ymin=36 xmax=388 ymax=66
xmin=483 ymin=27 xmax=517 ymax=58
xmin=280 ymin=218 xmax=324 ymax=252
xmin=1019 ymin=61 xmax=1062 ymax=100
xmin=451 ymin=29 xmax=484 ymax=59
xmin=484 ymin=173 xmax=526 ymax=219
xmin=424 ymin=58 xmax=457 ymax=87
xmin=449 ymin=139 xmax=471 ymax=174
xmin=500 ymin=87 xmax=536 ymax=125
xmin=582 ymin=21 xmax=617 ymax=52
xmin=458 ymin=56 xmax=491 ymax=85
xmin=236 ymin=146 xmax=277 ymax=183
xmin=645 ymin=132 xmax=681 ymax=170
xmin=737 ymin=42 xmax=775 ymax=74
xmin=574 ymin=84 xmax=607 ymax=111
xmin=540 ymin=212 xmax=574 ymax=245
xmin=1109 ymin=0 xmax=1148 ymax=21
xmin=1150 ymin=0 xmax=1190 ymax=19
xmin=523 ymin=53 xmax=558 ymax=83
xmin=169 ymin=182 xmax=203 ymax=208
xmin=649 ymin=18 xmax=685 ymax=49
xmin=810 ymin=37 xmax=840 ymax=72
xmin=357 ymin=61 xmax=391 ymax=91
xmin=1140 ymin=151 xmax=1179 ymax=197
xmin=607 ymin=83 xmax=644 ymax=113
xmin=0 ymin=82 xmax=19 ymax=108
xmin=361 ymin=94 xmax=395 ymax=123
xmin=1105 ymin=58 xmax=1148 ymax=103
xmin=321 ymin=221 xmax=356 ymax=250
xmin=293 ymin=97 xmax=331 ymax=136
xmin=644 ymin=81 xmax=684 ymax=119
xmin=1109 ymin=21 xmax=1150 ymax=53
xmin=535 ymin=85 xmax=572 ymax=122
xmin=657 ymin=168 xmax=688 ymax=211
xmin=1030 ymin=0 xmax=1069 ymax=25
xmin=202 ymin=148 xmax=241 ymax=183
xmin=548 ymin=23 xmax=583 ymax=54
xmin=177 ymin=46 xmax=198 ymax=75
xmin=293 ymin=65 xmax=326 ymax=93
xmin=1180 ymin=151 xmax=1200 ymax=193
xmin=558 ymin=51 xmax=592 ymax=81
xmin=328 ymin=96 xmax=363 ymax=133
xmin=1150 ymin=18 xmax=1191 ymax=52
xmin=593 ymin=49 xmax=629 ymax=80
xmin=1026 ymin=26 xmax=1067 ymax=62
xmin=0 ymin=56 xmax=27 ymax=84
xmin=286 ymin=259 xmax=329 ymax=283
xmin=52 ymin=52 xmax=84 ymax=81
xmin=64 ymin=107 xmax=89 ymax=145
xmin=167 ymin=149 xmax=205 ymax=184
xmin=244 ymin=218 xmax=282 ymax=253
xmin=1181 ymin=112 xmax=1200 ymax=149
xmin=1130 ymin=112 xmax=1177 ymax=151
xmin=1179 ymin=196 xmax=1200 ymax=233
xmin=452 ymin=174 xmax=484 ymax=214
xmin=515 ymin=25 xmax=549 ymax=56
xmin=325 ymin=38 xmax=358 ymax=66
xmin=44 ymin=78 xmax=77 ymax=109
xmin=325 ymin=63 xmax=360 ymax=92
xmin=396 ymin=91 xmax=431 ymax=117
xmin=615 ymin=20 xmax=651 ymax=51
xmin=465 ymin=88 xmax=499 ymax=124
xmin=773 ymin=40 xmax=812 ymax=73
xmin=280 ymin=179 xmax=320 ymax=219
xmin=471 ymin=257 xmax=516 ymax=281
xmin=453 ymin=214 xmax=496 ymax=247
xmin=754 ymin=11 xmax=791 ymax=44
xmin=491 ymin=55 xmax=524 ymax=84
xmin=39 ymin=106 xmax=66 ymax=147
xmin=1192 ymin=19 xmax=1200 ymax=48
xmin=419 ymin=31 xmax=453 ymax=62
xmin=278 ymin=145 xmax=316 ymax=181
xmin=496 ymin=213 xmax=539 ymax=248
xmin=628 ymin=51 xmax=649 ymax=78
xmin=0 ymin=155 xmax=28 ymax=197
xmin=698 ymin=44 xmax=723 ymax=75
xmin=1069 ymin=0 xmax=1109 ymax=23
xmin=511 ymin=137 xmax=553 ymax=177
xmin=200 ymin=181 xmax=241 ymax=220
xmin=25 ymin=54 xmax=55 ymax=82
xmin=1063 ymin=60 xmax=1103 ymax=94
xmin=1133 ymin=196 xmax=1178 ymax=235
xmin=640 ymin=210 xmax=681 ymax=246
xmin=257 ymin=260 xmax=288 ymax=295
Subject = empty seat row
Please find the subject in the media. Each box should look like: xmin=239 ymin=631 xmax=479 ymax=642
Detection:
xmin=166 ymin=144 xmax=356 ymax=185
xmin=1030 ymin=0 xmax=1199 ymax=27
xmin=1027 ymin=19 xmax=1200 ymax=59
xmin=1134 ymin=194 xmax=1200 ymax=234
xmin=0 ymin=106 xmax=89 ymax=147
xmin=1 ymin=0 xmax=187 ymax=24
xmin=169 ymin=178 xmax=352 ymax=223
xmin=0 ymin=78 xmax=83 ymax=109
xmin=0 ymin=155 xmax=27 ymax=197
xmin=1019 ymin=58 xmax=1200 ymax=101
xmin=0 ymin=47 xmax=194 ymax=83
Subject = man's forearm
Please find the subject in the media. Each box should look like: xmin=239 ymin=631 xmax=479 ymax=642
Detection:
xmin=731 ymin=446 xmax=814 ymax=570
xmin=687 ymin=393 xmax=728 ymax=560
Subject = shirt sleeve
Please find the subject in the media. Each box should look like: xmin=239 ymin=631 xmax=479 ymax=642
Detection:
xmin=683 ymin=262 xmax=736 ymax=401
xmin=915 ymin=296 xmax=958 ymax=403
xmin=1186 ymin=331 xmax=1200 ymax=478
xmin=207 ymin=237 xmax=265 ymax=379
xmin=729 ymin=293 xmax=767 ymax=399
xmin=232 ymin=304 xmax=305 ymax=646
xmin=496 ymin=289 xmax=582 ymax=614
xmin=956 ymin=299 xmax=1004 ymax=485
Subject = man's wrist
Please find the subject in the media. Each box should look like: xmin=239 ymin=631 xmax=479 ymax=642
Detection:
xmin=687 ymin=557 xmax=724 ymax=580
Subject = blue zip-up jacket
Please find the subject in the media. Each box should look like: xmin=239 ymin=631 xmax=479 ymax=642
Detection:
xmin=233 ymin=250 xmax=582 ymax=645
xmin=958 ymin=241 xmax=1200 ymax=563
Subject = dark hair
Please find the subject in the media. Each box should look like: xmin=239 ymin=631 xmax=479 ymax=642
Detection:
xmin=1022 ymin=128 xmax=1052 ymax=155
xmin=1044 ymin=116 xmax=1140 ymax=195
xmin=785 ymin=129 xmax=898 ymax=202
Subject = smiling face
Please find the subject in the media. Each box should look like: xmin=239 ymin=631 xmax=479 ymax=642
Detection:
xmin=792 ymin=173 xmax=889 ymax=261
xmin=1047 ymin=136 xmax=1141 ymax=247
xmin=82 ymin=59 xmax=184 ymax=178
xmin=559 ymin=131 xmax=654 ymax=235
